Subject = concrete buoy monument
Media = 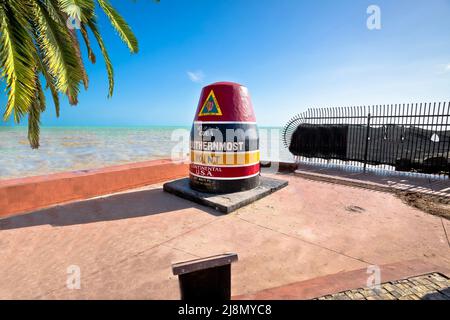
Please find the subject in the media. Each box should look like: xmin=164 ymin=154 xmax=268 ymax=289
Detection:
xmin=163 ymin=82 xmax=288 ymax=214
xmin=190 ymin=82 xmax=260 ymax=193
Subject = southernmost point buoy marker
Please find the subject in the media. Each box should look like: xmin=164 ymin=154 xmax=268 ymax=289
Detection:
xmin=190 ymin=82 xmax=260 ymax=193
xmin=163 ymin=82 xmax=288 ymax=214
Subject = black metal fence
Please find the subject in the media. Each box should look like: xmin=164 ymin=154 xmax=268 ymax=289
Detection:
xmin=283 ymin=103 xmax=450 ymax=175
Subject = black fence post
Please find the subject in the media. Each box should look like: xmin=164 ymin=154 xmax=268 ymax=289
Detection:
xmin=363 ymin=112 xmax=371 ymax=172
xmin=172 ymin=253 xmax=238 ymax=301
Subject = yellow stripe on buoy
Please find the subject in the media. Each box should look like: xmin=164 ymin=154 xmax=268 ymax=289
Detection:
xmin=191 ymin=150 xmax=260 ymax=166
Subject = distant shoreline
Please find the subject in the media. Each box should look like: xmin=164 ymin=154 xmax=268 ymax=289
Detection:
xmin=0 ymin=126 xmax=293 ymax=180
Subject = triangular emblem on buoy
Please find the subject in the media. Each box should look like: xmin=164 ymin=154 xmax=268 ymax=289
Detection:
xmin=198 ymin=90 xmax=223 ymax=116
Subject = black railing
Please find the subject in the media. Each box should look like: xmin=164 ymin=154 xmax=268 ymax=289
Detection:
xmin=283 ymin=103 xmax=450 ymax=175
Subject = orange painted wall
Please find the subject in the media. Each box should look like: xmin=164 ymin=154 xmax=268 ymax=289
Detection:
xmin=0 ymin=160 xmax=189 ymax=218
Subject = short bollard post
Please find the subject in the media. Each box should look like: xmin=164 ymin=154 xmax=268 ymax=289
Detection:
xmin=172 ymin=253 xmax=238 ymax=301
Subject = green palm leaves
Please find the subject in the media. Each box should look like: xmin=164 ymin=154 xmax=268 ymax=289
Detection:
xmin=0 ymin=0 xmax=140 ymax=148
xmin=0 ymin=1 xmax=37 ymax=124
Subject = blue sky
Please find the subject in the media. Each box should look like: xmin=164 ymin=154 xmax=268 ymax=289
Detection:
xmin=1 ymin=0 xmax=450 ymax=127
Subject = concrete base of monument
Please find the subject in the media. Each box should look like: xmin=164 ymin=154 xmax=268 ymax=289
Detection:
xmin=163 ymin=176 xmax=288 ymax=214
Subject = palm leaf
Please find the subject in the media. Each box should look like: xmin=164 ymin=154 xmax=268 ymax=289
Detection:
xmin=29 ymin=8 xmax=61 ymax=117
xmin=28 ymin=73 xmax=45 ymax=149
xmin=1 ymin=0 xmax=147 ymax=148
xmin=56 ymin=0 xmax=95 ymax=22
xmin=81 ymin=23 xmax=96 ymax=63
xmin=68 ymin=27 xmax=89 ymax=90
xmin=32 ymin=0 xmax=84 ymax=105
xmin=0 ymin=0 xmax=37 ymax=123
xmin=86 ymin=20 xmax=114 ymax=97
xmin=52 ymin=0 xmax=93 ymax=90
xmin=36 ymin=50 xmax=60 ymax=117
xmin=27 ymin=101 xmax=41 ymax=149
xmin=96 ymin=0 xmax=138 ymax=53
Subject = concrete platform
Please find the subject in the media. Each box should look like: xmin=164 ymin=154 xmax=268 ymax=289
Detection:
xmin=0 ymin=173 xmax=449 ymax=299
xmin=163 ymin=177 xmax=288 ymax=213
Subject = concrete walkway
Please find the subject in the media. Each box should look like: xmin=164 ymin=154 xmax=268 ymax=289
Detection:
xmin=0 ymin=174 xmax=449 ymax=299
xmin=296 ymin=162 xmax=450 ymax=197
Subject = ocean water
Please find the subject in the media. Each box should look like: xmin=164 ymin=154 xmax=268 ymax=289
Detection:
xmin=0 ymin=126 xmax=293 ymax=180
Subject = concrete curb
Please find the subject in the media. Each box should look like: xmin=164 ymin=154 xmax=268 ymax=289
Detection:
xmin=294 ymin=169 xmax=394 ymax=194
xmin=234 ymin=260 xmax=450 ymax=300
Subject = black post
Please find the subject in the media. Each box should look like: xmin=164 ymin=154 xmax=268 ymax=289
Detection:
xmin=172 ymin=253 xmax=238 ymax=301
xmin=363 ymin=113 xmax=371 ymax=172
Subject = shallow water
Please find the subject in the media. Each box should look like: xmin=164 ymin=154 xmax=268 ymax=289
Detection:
xmin=0 ymin=126 xmax=293 ymax=180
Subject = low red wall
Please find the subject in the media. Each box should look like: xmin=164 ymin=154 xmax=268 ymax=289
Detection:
xmin=0 ymin=159 xmax=189 ymax=218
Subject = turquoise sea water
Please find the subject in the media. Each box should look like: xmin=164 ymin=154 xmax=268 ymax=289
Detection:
xmin=0 ymin=126 xmax=293 ymax=180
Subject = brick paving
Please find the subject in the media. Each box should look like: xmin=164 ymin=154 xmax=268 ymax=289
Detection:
xmin=317 ymin=273 xmax=450 ymax=300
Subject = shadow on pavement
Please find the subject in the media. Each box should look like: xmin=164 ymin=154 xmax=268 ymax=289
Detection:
xmin=421 ymin=287 xmax=450 ymax=300
xmin=0 ymin=188 xmax=222 ymax=230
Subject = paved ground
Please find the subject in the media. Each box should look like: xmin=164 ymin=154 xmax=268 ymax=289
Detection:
xmin=0 ymin=173 xmax=449 ymax=299
xmin=317 ymin=273 xmax=450 ymax=300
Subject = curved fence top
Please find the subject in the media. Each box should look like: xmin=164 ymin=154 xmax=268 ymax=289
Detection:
xmin=283 ymin=102 xmax=450 ymax=175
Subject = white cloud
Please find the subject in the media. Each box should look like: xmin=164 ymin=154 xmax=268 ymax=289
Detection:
xmin=445 ymin=64 xmax=450 ymax=72
xmin=187 ymin=70 xmax=205 ymax=83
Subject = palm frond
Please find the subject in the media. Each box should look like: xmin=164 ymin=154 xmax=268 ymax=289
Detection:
xmin=56 ymin=0 xmax=95 ymax=22
xmin=46 ymin=0 xmax=89 ymax=90
xmin=80 ymin=23 xmax=96 ymax=63
xmin=0 ymin=0 xmax=37 ymax=123
xmin=27 ymin=101 xmax=41 ymax=149
xmin=68 ymin=27 xmax=89 ymax=89
xmin=96 ymin=0 xmax=138 ymax=53
xmin=1 ymin=0 xmax=146 ymax=148
xmin=28 ymin=73 xmax=45 ymax=149
xmin=36 ymin=51 xmax=60 ymax=117
xmin=33 ymin=0 xmax=84 ymax=105
xmin=87 ymin=20 xmax=114 ymax=97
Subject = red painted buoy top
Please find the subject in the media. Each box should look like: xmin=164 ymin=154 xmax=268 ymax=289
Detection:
xmin=193 ymin=82 xmax=256 ymax=123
